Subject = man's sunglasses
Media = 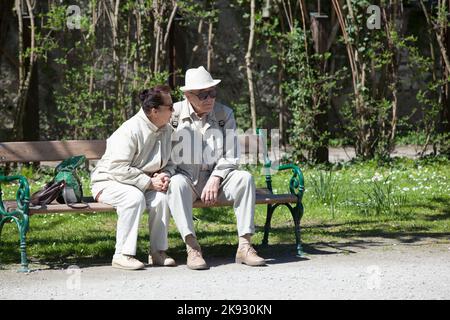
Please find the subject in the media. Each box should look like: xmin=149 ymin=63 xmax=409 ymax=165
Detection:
xmin=191 ymin=89 xmax=217 ymax=101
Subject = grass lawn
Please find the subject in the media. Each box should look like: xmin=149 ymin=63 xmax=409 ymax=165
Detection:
xmin=1 ymin=156 xmax=449 ymax=268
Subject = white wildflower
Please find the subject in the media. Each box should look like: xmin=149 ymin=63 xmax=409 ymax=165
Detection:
xmin=372 ymin=172 xmax=383 ymax=182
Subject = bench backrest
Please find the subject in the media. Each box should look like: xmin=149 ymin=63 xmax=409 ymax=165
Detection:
xmin=0 ymin=140 xmax=106 ymax=162
xmin=0 ymin=135 xmax=267 ymax=163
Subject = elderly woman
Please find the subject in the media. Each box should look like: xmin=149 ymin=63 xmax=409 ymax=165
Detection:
xmin=90 ymin=85 xmax=175 ymax=270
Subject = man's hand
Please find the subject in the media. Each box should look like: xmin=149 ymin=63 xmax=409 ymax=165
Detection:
xmin=150 ymin=172 xmax=170 ymax=192
xmin=201 ymin=176 xmax=222 ymax=205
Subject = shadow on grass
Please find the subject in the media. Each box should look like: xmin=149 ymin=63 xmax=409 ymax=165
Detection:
xmin=418 ymin=196 xmax=450 ymax=221
xmin=193 ymin=207 xmax=235 ymax=224
xmin=264 ymin=218 xmax=450 ymax=249
xmin=0 ymin=244 xmax=115 ymax=271
xmin=423 ymin=210 xmax=450 ymax=221
xmin=393 ymin=196 xmax=449 ymax=221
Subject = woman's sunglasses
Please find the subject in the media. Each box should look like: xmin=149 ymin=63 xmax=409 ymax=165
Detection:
xmin=191 ymin=88 xmax=217 ymax=101
xmin=159 ymin=104 xmax=174 ymax=112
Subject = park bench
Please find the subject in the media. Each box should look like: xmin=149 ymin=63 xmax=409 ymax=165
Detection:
xmin=0 ymin=135 xmax=305 ymax=272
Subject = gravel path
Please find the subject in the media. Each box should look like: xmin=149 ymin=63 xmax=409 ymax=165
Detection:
xmin=1 ymin=240 xmax=449 ymax=300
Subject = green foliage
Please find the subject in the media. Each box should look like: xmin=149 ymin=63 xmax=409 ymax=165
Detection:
xmin=334 ymin=0 xmax=419 ymax=159
xmin=35 ymin=1 xmax=180 ymax=139
xmin=364 ymin=174 xmax=407 ymax=216
xmin=396 ymin=13 xmax=450 ymax=156
xmin=178 ymin=0 xmax=219 ymax=25
xmin=281 ymin=27 xmax=345 ymax=162
xmin=4 ymin=0 xmax=448 ymax=162
xmin=54 ymin=64 xmax=109 ymax=139
xmin=309 ymin=170 xmax=341 ymax=218
xmin=233 ymin=101 xmax=253 ymax=131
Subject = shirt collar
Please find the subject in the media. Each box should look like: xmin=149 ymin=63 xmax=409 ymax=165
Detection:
xmin=188 ymin=102 xmax=199 ymax=120
xmin=137 ymin=108 xmax=166 ymax=132
xmin=181 ymin=99 xmax=217 ymax=123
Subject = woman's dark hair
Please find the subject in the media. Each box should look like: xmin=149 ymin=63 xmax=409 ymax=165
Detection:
xmin=139 ymin=85 xmax=171 ymax=113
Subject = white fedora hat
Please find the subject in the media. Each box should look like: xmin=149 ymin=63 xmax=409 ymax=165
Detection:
xmin=180 ymin=66 xmax=221 ymax=91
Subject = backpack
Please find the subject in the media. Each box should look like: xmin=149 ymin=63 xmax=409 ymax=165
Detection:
xmin=54 ymin=155 xmax=88 ymax=208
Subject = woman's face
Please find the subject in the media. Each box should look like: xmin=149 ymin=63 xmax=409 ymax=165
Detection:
xmin=150 ymin=92 xmax=174 ymax=128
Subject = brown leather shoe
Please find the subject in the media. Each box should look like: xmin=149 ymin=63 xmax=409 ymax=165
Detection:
xmin=235 ymin=245 xmax=266 ymax=266
xmin=149 ymin=251 xmax=176 ymax=267
xmin=187 ymin=247 xmax=209 ymax=270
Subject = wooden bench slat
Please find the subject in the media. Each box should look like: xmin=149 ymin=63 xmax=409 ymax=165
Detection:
xmin=0 ymin=140 xmax=106 ymax=162
xmin=3 ymin=189 xmax=297 ymax=215
xmin=0 ymin=135 xmax=263 ymax=163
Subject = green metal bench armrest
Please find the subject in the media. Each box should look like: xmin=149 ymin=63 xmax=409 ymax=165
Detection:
xmin=263 ymin=163 xmax=304 ymax=201
xmin=0 ymin=174 xmax=30 ymax=217
xmin=255 ymin=128 xmax=304 ymax=201
xmin=260 ymin=162 xmax=306 ymax=257
xmin=276 ymin=164 xmax=305 ymax=201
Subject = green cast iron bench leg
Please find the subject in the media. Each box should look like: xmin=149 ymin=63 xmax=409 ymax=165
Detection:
xmin=262 ymin=201 xmax=305 ymax=257
xmin=260 ymin=163 xmax=306 ymax=257
xmin=0 ymin=174 xmax=31 ymax=272
xmin=0 ymin=215 xmax=30 ymax=272
xmin=262 ymin=204 xmax=274 ymax=247
xmin=18 ymin=215 xmax=30 ymax=272
xmin=256 ymin=129 xmax=306 ymax=257
xmin=290 ymin=201 xmax=305 ymax=257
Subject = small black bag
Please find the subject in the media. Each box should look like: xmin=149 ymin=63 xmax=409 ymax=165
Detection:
xmin=30 ymin=180 xmax=66 ymax=206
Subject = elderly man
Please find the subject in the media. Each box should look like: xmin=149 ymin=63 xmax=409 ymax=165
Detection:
xmin=167 ymin=66 xmax=266 ymax=270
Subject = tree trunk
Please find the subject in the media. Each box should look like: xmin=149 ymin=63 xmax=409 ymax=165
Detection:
xmin=383 ymin=2 xmax=402 ymax=156
xmin=420 ymin=0 xmax=450 ymax=154
xmin=207 ymin=21 xmax=214 ymax=71
xmin=163 ymin=2 xmax=177 ymax=63
xmin=14 ymin=0 xmax=25 ymax=140
xmin=245 ymin=0 xmax=257 ymax=133
xmin=437 ymin=0 xmax=450 ymax=154
xmin=278 ymin=67 xmax=287 ymax=150
xmin=332 ymin=0 xmax=375 ymax=159
xmin=23 ymin=62 xmax=39 ymax=141
xmin=441 ymin=0 xmax=450 ymax=153
xmin=153 ymin=0 xmax=165 ymax=74
xmin=132 ymin=3 xmax=142 ymax=114
xmin=168 ymin=6 xmax=177 ymax=89
xmin=13 ymin=0 xmax=37 ymax=141
xmin=105 ymin=0 xmax=127 ymax=123
xmin=189 ymin=19 xmax=204 ymax=67
xmin=310 ymin=12 xmax=329 ymax=163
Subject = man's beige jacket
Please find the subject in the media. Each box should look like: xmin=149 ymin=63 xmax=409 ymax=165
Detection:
xmin=169 ymin=99 xmax=240 ymax=186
